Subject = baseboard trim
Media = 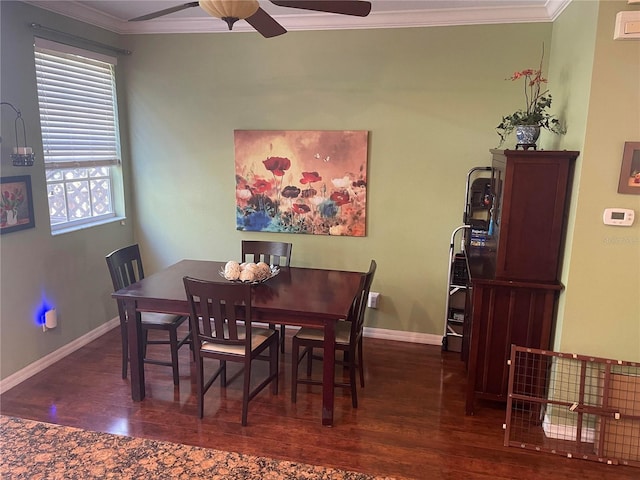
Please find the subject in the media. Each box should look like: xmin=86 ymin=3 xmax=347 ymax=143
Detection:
xmin=542 ymin=413 xmax=596 ymax=443
xmin=0 ymin=318 xmax=120 ymax=395
xmin=0 ymin=322 xmax=440 ymax=394
xmin=364 ymin=326 xmax=443 ymax=345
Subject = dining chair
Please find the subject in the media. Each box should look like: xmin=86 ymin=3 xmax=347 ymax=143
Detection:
xmin=291 ymin=260 xmax=377 ymax=408
xmin=241 ymin=240 xmax=292 ymax=352
xmin=183 ymin=277 xmax=279 ymax=425
xmin=105 ymin=244 xmax=191 ymax=385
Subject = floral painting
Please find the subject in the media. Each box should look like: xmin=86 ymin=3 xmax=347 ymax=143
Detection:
xmin=234 ymin=130 xmax=369 ymax=236
xmin=1 ymin=175 xmax=35 ymax=234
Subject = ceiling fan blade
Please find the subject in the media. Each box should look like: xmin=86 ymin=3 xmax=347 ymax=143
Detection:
xmin=270 ymin=0 xmax=371 ymax=17
xmin=129 ymin=2 xmax=200 ymax=22
xmin=245 ymin=7 xmax=287 ymax=38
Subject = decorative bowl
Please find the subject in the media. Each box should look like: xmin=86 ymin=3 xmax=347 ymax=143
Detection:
xmin=218 ymin=265 xmax=280 ymax=285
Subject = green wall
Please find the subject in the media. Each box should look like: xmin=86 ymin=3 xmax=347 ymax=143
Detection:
xmin=1 ymin=0 xmax=638 ymax=383
xmin=0 ymin=2 xmax=134 ymax=379
xmin=555 ymin=0 xmax=640 ymax=358
xmin=121 ymin=22 xmax=553 ymax=337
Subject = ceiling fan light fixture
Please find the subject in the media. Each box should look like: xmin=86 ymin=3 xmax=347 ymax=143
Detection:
xmin=199 ymin=0 xmax=260 ymax=29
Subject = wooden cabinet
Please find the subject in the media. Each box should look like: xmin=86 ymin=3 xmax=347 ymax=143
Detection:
xmin=465 ymin=149 xmax=578 ymax=415
xmin=490 ymin=149 xmax=576 ymax=282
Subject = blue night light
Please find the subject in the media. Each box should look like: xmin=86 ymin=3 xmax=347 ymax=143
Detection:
xmin=35 ymin=298 xmax=54 ymax=328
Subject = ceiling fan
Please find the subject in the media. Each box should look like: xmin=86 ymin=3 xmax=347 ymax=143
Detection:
xmin=129 ymin=0 xmax=372 ymax=38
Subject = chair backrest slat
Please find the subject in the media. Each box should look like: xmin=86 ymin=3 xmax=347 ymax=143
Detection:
xmin=350 ymin=260 xmax=377 ymax=340
xmin=242 ymin=240 xmax=292 ymax=267
xmin=106 ymin=244 xmax=144 ymax=291
xmin=183 ymin=277 xmax=252 ymax=354
xmin=106 ymin=245 xmax=146 ymax=321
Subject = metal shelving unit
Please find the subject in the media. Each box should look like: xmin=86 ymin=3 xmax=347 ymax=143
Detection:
xmin=442 ymin=226 xmax=469 ymax=352
xmin=442 ymin=166 xmax=492 ymax=353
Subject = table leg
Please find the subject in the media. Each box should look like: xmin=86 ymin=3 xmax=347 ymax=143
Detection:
xmin=125 ymin=300 xmax=145 ymax=401
xmin=321 ymin=320 xmax=335 ymax=426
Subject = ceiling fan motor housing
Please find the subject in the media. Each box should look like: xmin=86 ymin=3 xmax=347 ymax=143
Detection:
xmin=130 ymin=1 xmax=372 ymax=37
xmin=200 ymin=0 xmax=260 ymax=29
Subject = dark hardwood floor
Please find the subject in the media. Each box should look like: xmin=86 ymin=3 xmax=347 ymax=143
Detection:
xmin=1 ymin=326 xmax=636 ymax=479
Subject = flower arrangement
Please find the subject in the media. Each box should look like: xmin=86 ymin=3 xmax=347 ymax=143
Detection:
xmin=496 ymin=46 xmax=566 ymax=146
xmin=0 ymin=186 xmax=24 ymax=213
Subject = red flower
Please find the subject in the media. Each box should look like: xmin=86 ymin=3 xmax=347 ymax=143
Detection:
xmin=1 ymin=188 xmax=24 ymax=210
xmin=300 ymin=171 xmax=322 ymax=184
xmin=292 ymin=204 xmax=310 ymax=214
xmin=330 ymin=191 xmax=350 ymax=206
xmin=510 ymin=69 xmax=536 ymax=80
xmin=263 ymin=156 xmax=291 ymax=176
xmin=252 ymin=178 xmax=272 ymax=194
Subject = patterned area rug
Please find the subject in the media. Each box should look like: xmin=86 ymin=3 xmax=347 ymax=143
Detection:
xmin=0 ymin=416 xmax=392 ymax=479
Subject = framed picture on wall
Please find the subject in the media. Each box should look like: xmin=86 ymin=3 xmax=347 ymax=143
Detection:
xmin=617 ymin=141 xmax=640 ymax=195
xmin=234 ymin=130 xmax=369 ymax=236
xmin=1 ymin=175 xmax=35 ymax=234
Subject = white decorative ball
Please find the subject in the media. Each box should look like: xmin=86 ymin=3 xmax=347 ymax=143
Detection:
xmin=256 ymin=262 xmax=271 ymax=280
xmin=239 ymin=268 xmax=257 ymax=282
xmin=224 ymin=261 xmax=241 ymax=280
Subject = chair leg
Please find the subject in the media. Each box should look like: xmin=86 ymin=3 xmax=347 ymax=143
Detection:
xmin=242 ymin=359 xmax=251 ymax=426
xmin=221 ymin=360 xmax=227 ymax=387
xmin=189 ymin=330 xmax=196 ymax=362
xmin=342 ymin=350 xmax=350 ymax=366
xmin=280 ymin=324 xmax=285 ymax=353
xmin=271 ymin=333 xmax=279 ymax=394
xmin=358 ymin=339 xmax=365 ymax=388
xmin=306 ymin=346 xmax=313 ymax=377
xmin=291 ymin=337 xmax=299 ymax=403
xmin=169 ymin=328 xmax=180 ymax=386
xmin=142 ymin=329 xmax=149 ymax=359
xmin=120 ymin=318 xmax=128 ymax=379
xmin=349 ymin=349 xmax=358 ymax=408
xmin=196 ymin=358 xmax=204 ymax=419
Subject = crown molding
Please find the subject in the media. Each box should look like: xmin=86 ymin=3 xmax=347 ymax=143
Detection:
xmin=25 ymin=1 xmax=126 ymax=32
xmin=24 ymin=0 xmax=573 ymax=35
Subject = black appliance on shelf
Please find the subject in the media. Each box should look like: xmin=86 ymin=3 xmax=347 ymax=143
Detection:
xmin=442 ymin=167 xmax=492 ymax=353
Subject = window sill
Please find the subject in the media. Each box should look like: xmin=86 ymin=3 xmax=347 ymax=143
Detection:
xmin=51 ymin=216 xmax=127 ymax=236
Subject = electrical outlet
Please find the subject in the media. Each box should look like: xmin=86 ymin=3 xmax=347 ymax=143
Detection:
xmin=367 ymin=292 xmax=380 ymax=308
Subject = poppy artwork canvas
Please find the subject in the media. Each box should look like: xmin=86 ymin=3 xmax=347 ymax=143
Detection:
xmin=234 ymin=130 xmax=369 ymax=236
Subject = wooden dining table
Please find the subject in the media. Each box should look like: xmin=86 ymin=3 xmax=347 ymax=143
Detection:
xmin=111 ymin=259 xmax=363 ymax=426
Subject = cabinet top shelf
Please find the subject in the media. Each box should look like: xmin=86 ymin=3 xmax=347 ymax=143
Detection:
xmin=490 ymin=149 xmax=580 ymax=159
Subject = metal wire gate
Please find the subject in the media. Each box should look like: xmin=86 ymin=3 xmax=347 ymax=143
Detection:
xmin=504 ymin=345 xmax=640 ymax=468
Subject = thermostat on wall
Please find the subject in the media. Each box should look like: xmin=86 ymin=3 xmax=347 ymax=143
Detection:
xmin=603 ymin=208 xmax=635 ymax=226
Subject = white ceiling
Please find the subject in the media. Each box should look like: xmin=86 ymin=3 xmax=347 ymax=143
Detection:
xmin=24 ymin=0 xmax=572 ymax=35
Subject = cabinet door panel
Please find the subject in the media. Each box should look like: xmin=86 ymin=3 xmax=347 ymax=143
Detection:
xmin=493 ymin=154 xmax=574 ymax=282
xmin=466 ymin=282 xmax=560 ymax=414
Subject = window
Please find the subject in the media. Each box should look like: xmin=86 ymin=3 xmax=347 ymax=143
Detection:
xmin=34 ymin=38 xmax=121 ymax=230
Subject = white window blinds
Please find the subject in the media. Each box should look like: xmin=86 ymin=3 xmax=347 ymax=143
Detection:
xmin=34 ymin=38 xmax=120 ymax=169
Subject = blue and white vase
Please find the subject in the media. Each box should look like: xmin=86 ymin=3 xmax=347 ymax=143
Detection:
xmin=515 ymin=125 xmax=541 ymax=148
